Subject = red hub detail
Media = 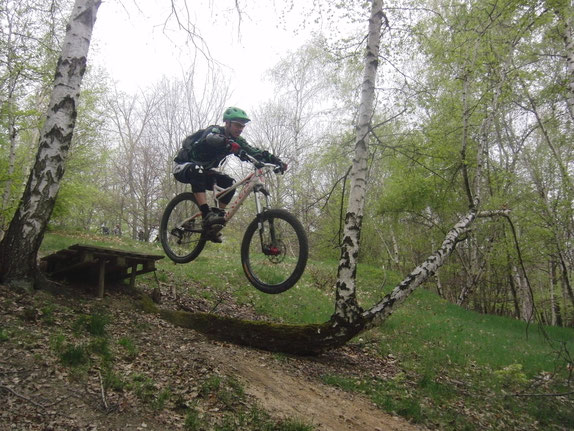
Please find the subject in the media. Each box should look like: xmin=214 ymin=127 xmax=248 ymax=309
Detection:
xmin=265 ymin=246 xmax=281 ymax=256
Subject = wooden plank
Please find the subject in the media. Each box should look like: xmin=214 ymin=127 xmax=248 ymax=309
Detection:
xmin=68 ymin=244 xmax=163 ymax=260
xmin=42 ymin=244 xmax=163 ymax=261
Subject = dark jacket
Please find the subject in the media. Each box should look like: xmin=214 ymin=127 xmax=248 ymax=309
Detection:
xmin=174 ymin=125 xmax=278 ymax=169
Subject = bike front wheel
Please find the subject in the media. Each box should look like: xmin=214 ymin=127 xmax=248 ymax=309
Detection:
xmin=241 ymin=209 xmax=308 ymax=294
xmin=160 ymin=192 xmax=206 ymax=263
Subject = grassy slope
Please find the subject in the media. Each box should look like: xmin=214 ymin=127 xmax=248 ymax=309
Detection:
xmin=40 ymin=231 xmax=574 ymax=430
xmin=353 ymin=290 xmax=574 ymax=429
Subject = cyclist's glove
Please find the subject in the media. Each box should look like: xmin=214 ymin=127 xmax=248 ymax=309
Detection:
xmin=226 ymin=140 xmax=241 ymax=154
xmin=236 ymin=149 xmax=250 ymax=162
xmin=264 ymin=151 xmax=287 ymax=173
xmin=275 ymin=161 xmax=287 ymax=173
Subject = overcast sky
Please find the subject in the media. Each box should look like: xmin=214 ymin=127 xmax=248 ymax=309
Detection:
xmin=89 ymin=0 xmax=316 ymax=110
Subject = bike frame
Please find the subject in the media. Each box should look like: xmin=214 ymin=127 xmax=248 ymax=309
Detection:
xmin=214 ymin=166 xmax=271 ymax=222
xmin=180 ymin=162 xmax=275 ymax=231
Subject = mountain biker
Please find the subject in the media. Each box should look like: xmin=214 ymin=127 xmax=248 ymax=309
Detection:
xmin=173 ymin=106 xmax=287 ymax=243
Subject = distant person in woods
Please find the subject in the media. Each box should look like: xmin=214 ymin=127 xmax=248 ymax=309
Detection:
xmin=173 ymin=106 xmax=287 ymax=243
xmin=113 ymin=224 xmax=121 ymax=236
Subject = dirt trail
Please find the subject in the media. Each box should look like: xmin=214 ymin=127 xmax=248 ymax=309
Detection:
xmin=197 ymin=341 xmax=423 ymax=431
xmin=0 ymin=283 xmax=423 ymax=431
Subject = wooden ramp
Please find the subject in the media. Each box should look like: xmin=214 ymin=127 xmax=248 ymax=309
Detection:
xmin=41 ymin=244 xmax=164 ymax=298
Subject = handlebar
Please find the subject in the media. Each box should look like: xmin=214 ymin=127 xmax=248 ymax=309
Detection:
xmin=236 ymin=150 xmax=284 ymax=173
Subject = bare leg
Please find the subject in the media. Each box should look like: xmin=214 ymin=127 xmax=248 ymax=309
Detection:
xmin=194 ymin=192 xmax=208 ymax=207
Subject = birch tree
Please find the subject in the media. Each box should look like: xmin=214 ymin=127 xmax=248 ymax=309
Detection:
xmin=550 ymin=0 xmax=574 ymax=120
xmin=0 ymin=0 xmax=101 ymax=287
xmin=331 ymin=0 xmax=384 ymax=327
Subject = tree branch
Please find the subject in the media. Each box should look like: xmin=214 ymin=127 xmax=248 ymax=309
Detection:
xmin=0 ymin=385 xmax=48 ymax=409
xmin=363 ymin=208 xmax=478 ymax=327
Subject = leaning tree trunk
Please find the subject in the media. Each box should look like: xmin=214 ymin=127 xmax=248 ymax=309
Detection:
xmin=0 ymin=0 xmax=101 ymax=288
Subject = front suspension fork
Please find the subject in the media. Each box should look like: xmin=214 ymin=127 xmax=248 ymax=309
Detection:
xmin=253 ymin=187 xmax=279 ymax=255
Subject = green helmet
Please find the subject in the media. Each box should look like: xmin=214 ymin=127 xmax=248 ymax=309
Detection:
xmin=223 ymin=106 xmax=250 ymax=124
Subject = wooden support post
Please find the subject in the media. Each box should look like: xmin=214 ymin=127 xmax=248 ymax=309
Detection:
xmin=129 ymin=264 xmax=137 ymax=289
xmin=98 ymin=259 xmax=106 ymax=298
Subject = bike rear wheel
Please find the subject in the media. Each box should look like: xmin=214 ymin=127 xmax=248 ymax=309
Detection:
xmin=241 ymin=209 xmax=308 ymax=294
xmin=160 ymin=192 xmax=206 ymax=263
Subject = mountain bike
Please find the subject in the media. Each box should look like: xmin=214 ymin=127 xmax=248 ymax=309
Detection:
xmin=159 ymin=153 xmax=308 ymax=294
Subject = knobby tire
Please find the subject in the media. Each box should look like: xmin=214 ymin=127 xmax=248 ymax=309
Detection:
xmin=160 ymin=192 xmax=206 ymax=263
xmin=241 ymin=209 xmax=308 ymax=294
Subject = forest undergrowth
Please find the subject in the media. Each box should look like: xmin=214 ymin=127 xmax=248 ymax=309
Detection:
xmin=0 ymin=231 xmax=572 ymax=430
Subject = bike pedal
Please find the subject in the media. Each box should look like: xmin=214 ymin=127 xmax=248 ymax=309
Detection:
xmin=207 ymin=223 xmax=224 ymax=232
xmin=208 ymin=232 xmax=223 ymax=243
xmin=203 ymin=224 xmax=224 ymax=240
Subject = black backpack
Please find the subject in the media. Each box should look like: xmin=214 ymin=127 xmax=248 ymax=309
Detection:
xmin=174 ymin=129 xmax=205 ymax=163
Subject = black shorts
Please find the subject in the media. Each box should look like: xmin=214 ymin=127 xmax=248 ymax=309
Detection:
xmin=174 ymin=164 xmax=235 ymax=203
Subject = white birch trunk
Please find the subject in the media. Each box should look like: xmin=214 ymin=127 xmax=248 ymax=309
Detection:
xmin=558 ymin=5 xmax=574 ymax=120
xmin=550 ymin=260 xmax=558 ymax=326
xmin=0 ymin=0 xmax=101 ymax=285
xmin=333 ymin=0 xmax=384 ymax=324
xmin=512 ymin=265 xmax=534 ymax=322
xmin=390 ymin=228 xmax=400 ymax=268
xmin=377 ymin=223 xmax=400 ymax=269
